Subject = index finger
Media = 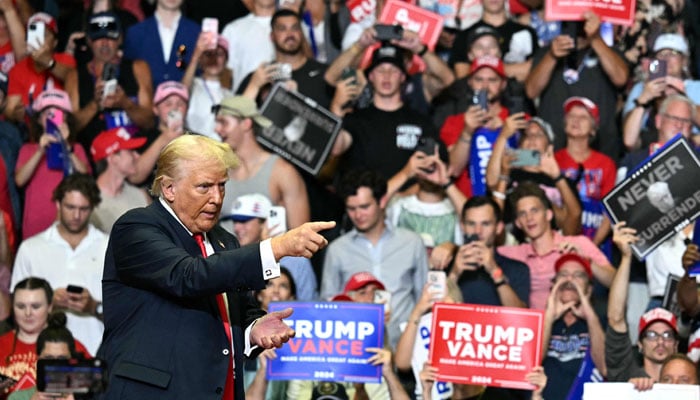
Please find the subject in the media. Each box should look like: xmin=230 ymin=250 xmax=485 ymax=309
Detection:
xmin=307 ymin=221 xmax=336 ymax=232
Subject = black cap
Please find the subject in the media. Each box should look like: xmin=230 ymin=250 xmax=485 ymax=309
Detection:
xmin=466 ymin=25 xmax=502 ymax=50
xmin=87 ymin=12 xmax=121 ymax=40
xmin=365 ymin=44 xmax=407 ymax=75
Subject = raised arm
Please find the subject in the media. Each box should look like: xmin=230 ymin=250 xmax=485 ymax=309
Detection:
xmin=607 ymin=222 xmax=637 ymax=333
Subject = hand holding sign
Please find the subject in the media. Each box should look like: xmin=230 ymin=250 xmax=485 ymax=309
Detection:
xmin=612 ymin=222 xmax=638 ymax=258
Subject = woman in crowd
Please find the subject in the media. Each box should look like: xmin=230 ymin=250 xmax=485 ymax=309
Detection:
xmin=14 ymin=89 xmax=90 ymax=240
xmin=0 ymin=278 xmax=89 ymax=398
xmin=7 ymin=311 xmax=81 ymax=400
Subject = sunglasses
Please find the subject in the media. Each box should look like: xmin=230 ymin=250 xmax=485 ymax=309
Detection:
xmin=176 ymin=45 xmax=187 ymax=70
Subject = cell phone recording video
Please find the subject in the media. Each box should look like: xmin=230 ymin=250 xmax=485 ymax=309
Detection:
xmin=37 ymin=358 xmax=106 ymax=396
xmin=472 ymin=90 xmax=488 ymax=110
xmin=427 ymin=270 xmax=447 ymax=300
xmin=374 ymin=24 xmax=403 ymax=41
xmin=648 ymin=59 xmax=667 ymax=81
xmin=511 ymin=149 xmax=541 ymax=168
xmin=463 ymin=233 xmax=479 ymax=244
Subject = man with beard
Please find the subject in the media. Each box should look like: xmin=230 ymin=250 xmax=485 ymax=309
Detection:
xmin=541 ymin=253 xmax=606 ymax=399
xmin=320 ymin=169 xmax=428 ymax=349
xmin=11 ymin=174 xmax=108 ymax=356
xmin=606 ymin=222 xmax=681 ymax=385
xmin=65 ymin=11 xmax=154 ymax=167
xmin=238 ymin=9 xmax=333 ymax=109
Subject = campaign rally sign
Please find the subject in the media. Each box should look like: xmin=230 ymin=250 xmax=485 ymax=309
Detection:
xmin=603 ymin=136 xmax=700 ymax=259
xmin=267 ymin=302 xmax=384 ymax=383
xmin=545 ymin=0 xmax=636 ymax=26
xmin=429 ymin=303 xmax=544 ymax=389
xmin=347 ymin=0 xmax=376 ymax=23
xmin=359 ymin=0 xmax=444 ymax=73
xmin=259 ymin=84 xmax=342 ymax=176
xmin=583 ymin=382 xmax=699 ymax=399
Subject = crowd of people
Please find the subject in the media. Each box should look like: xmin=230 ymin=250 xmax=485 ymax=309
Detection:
xmin=0 ymin=0 xmax=698 ymax=398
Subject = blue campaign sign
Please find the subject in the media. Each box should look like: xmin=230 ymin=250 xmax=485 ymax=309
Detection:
xmin=267 ymin=302 xmax=384 ymax=383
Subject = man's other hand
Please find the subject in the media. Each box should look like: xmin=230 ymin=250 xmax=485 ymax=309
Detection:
xmin=251 ymin=307 xmax=296 ymax=349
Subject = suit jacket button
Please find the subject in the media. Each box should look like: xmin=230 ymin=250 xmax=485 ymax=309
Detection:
xmin=216 ymin=387 xmax=223 ymax=394
xmin=223 ymin=349 xmax=230 ymax=355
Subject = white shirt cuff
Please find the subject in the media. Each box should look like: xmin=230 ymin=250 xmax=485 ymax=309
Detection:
xmin=244 ymin=321 xmax=258 ymax=357
xmin=259 ymin=239 xmax=280 ymax=280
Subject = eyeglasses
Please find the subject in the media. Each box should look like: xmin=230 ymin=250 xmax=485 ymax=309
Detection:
xmin=661 ymin=113 xmax=692 ymax=126
xmin=175 ymin=45 xmax=187 ymax=70
xmin=655 ymin=49 xmax=684 ymax=60
xmin=642 ymin=330 xmax=676 ymax=342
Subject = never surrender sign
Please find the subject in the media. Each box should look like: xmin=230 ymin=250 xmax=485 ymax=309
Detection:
xmin=267 ymin=302 xmax=384 ymax=383
xmin=603 ymin=137 xmax=700 ymax=259
xmin=429 ymin=304 xmax=544 ymax=390
xmin=259 ymin=84 xmax=342 ymax=175
xmin=545 ymin=0 xmax=635 ymax=26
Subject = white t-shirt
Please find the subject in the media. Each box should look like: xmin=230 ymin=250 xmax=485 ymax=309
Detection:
xmin=12 ymin=224 xmax=109 ymax=355
xmin=222 ymin=14 xmax=274 ymax=92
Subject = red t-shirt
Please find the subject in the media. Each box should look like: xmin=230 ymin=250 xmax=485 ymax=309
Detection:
xmin=16 ymin=143 xmax=91 ymax=239
xmin=0 ymin=41 xmax=15 ymax=74
xmin=439 ymin=106 xmax=511 ymax=197
xmin=554 ymin=149 xmax=616 ymax=201
xmin=7 ymin=53 xmax=76 ymax=105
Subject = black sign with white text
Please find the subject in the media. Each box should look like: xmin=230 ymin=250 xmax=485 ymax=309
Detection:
xmin=604 ymin=137 xmax=700 ymax=259
xmin=258 ymin=83 xmax=341 ymax=175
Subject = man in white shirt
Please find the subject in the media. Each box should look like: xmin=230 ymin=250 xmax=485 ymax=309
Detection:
xmin=12 ymin=174 xmax=108 ymax=355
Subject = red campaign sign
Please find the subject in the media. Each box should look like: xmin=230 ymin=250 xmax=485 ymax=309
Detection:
xmin=359 ymin=0 xmax=444 ymax=73
xmin=545 ymin=0 xmax=636 ymax=26
xmin=347 ymin=0 xmax=376 ymax=24
xmin=378 ymin=0 xmax=444 ymax=48
xmin=428 ymin=303 xmax=545 ymax=390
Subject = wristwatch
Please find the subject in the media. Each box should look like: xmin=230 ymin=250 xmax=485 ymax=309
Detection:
xmin=633 ymin=98 xmax=649 ymax=109
xmin=491 ymin=267 xmax=508 ymax=287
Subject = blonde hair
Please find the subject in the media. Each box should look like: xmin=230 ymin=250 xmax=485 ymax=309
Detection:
xmin=150 ymin=133 xmax=238 ymax=196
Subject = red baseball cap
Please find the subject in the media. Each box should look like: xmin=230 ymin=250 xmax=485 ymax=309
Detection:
xmin=91 ymin=127 xmax=147 ymax=161
xmin=468 ymin=55 xmax=506 ymax=79
xmin=638 ymin=307 xmax=678 ymax=336
xmin=343 ymin=272 xmax=385 ymax=293
xmin=331 ymin=293 xmax=354 ymax=302
xmin=564 ymin=96 xmax=599 ymax=125
xmin=28 ymin=12 xmax=58 ymax=34
xmin=554 ymin=253 xmax=593 ymax=279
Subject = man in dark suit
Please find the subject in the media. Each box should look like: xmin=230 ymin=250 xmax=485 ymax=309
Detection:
xmin=123 ymin=0 xmax=200 ymax=86
xmin=99 ymin=134 xmax=334 ymax=399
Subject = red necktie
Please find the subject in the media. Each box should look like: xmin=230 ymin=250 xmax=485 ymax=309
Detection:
xmin=193 ymin=233 xmax=235 ymax=400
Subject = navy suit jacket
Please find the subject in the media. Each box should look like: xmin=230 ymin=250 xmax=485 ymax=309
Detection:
xmin=99 ymin=201 xmax=266 ymax=399
xmin=123 ymin=16 xmax=200 ymax=86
